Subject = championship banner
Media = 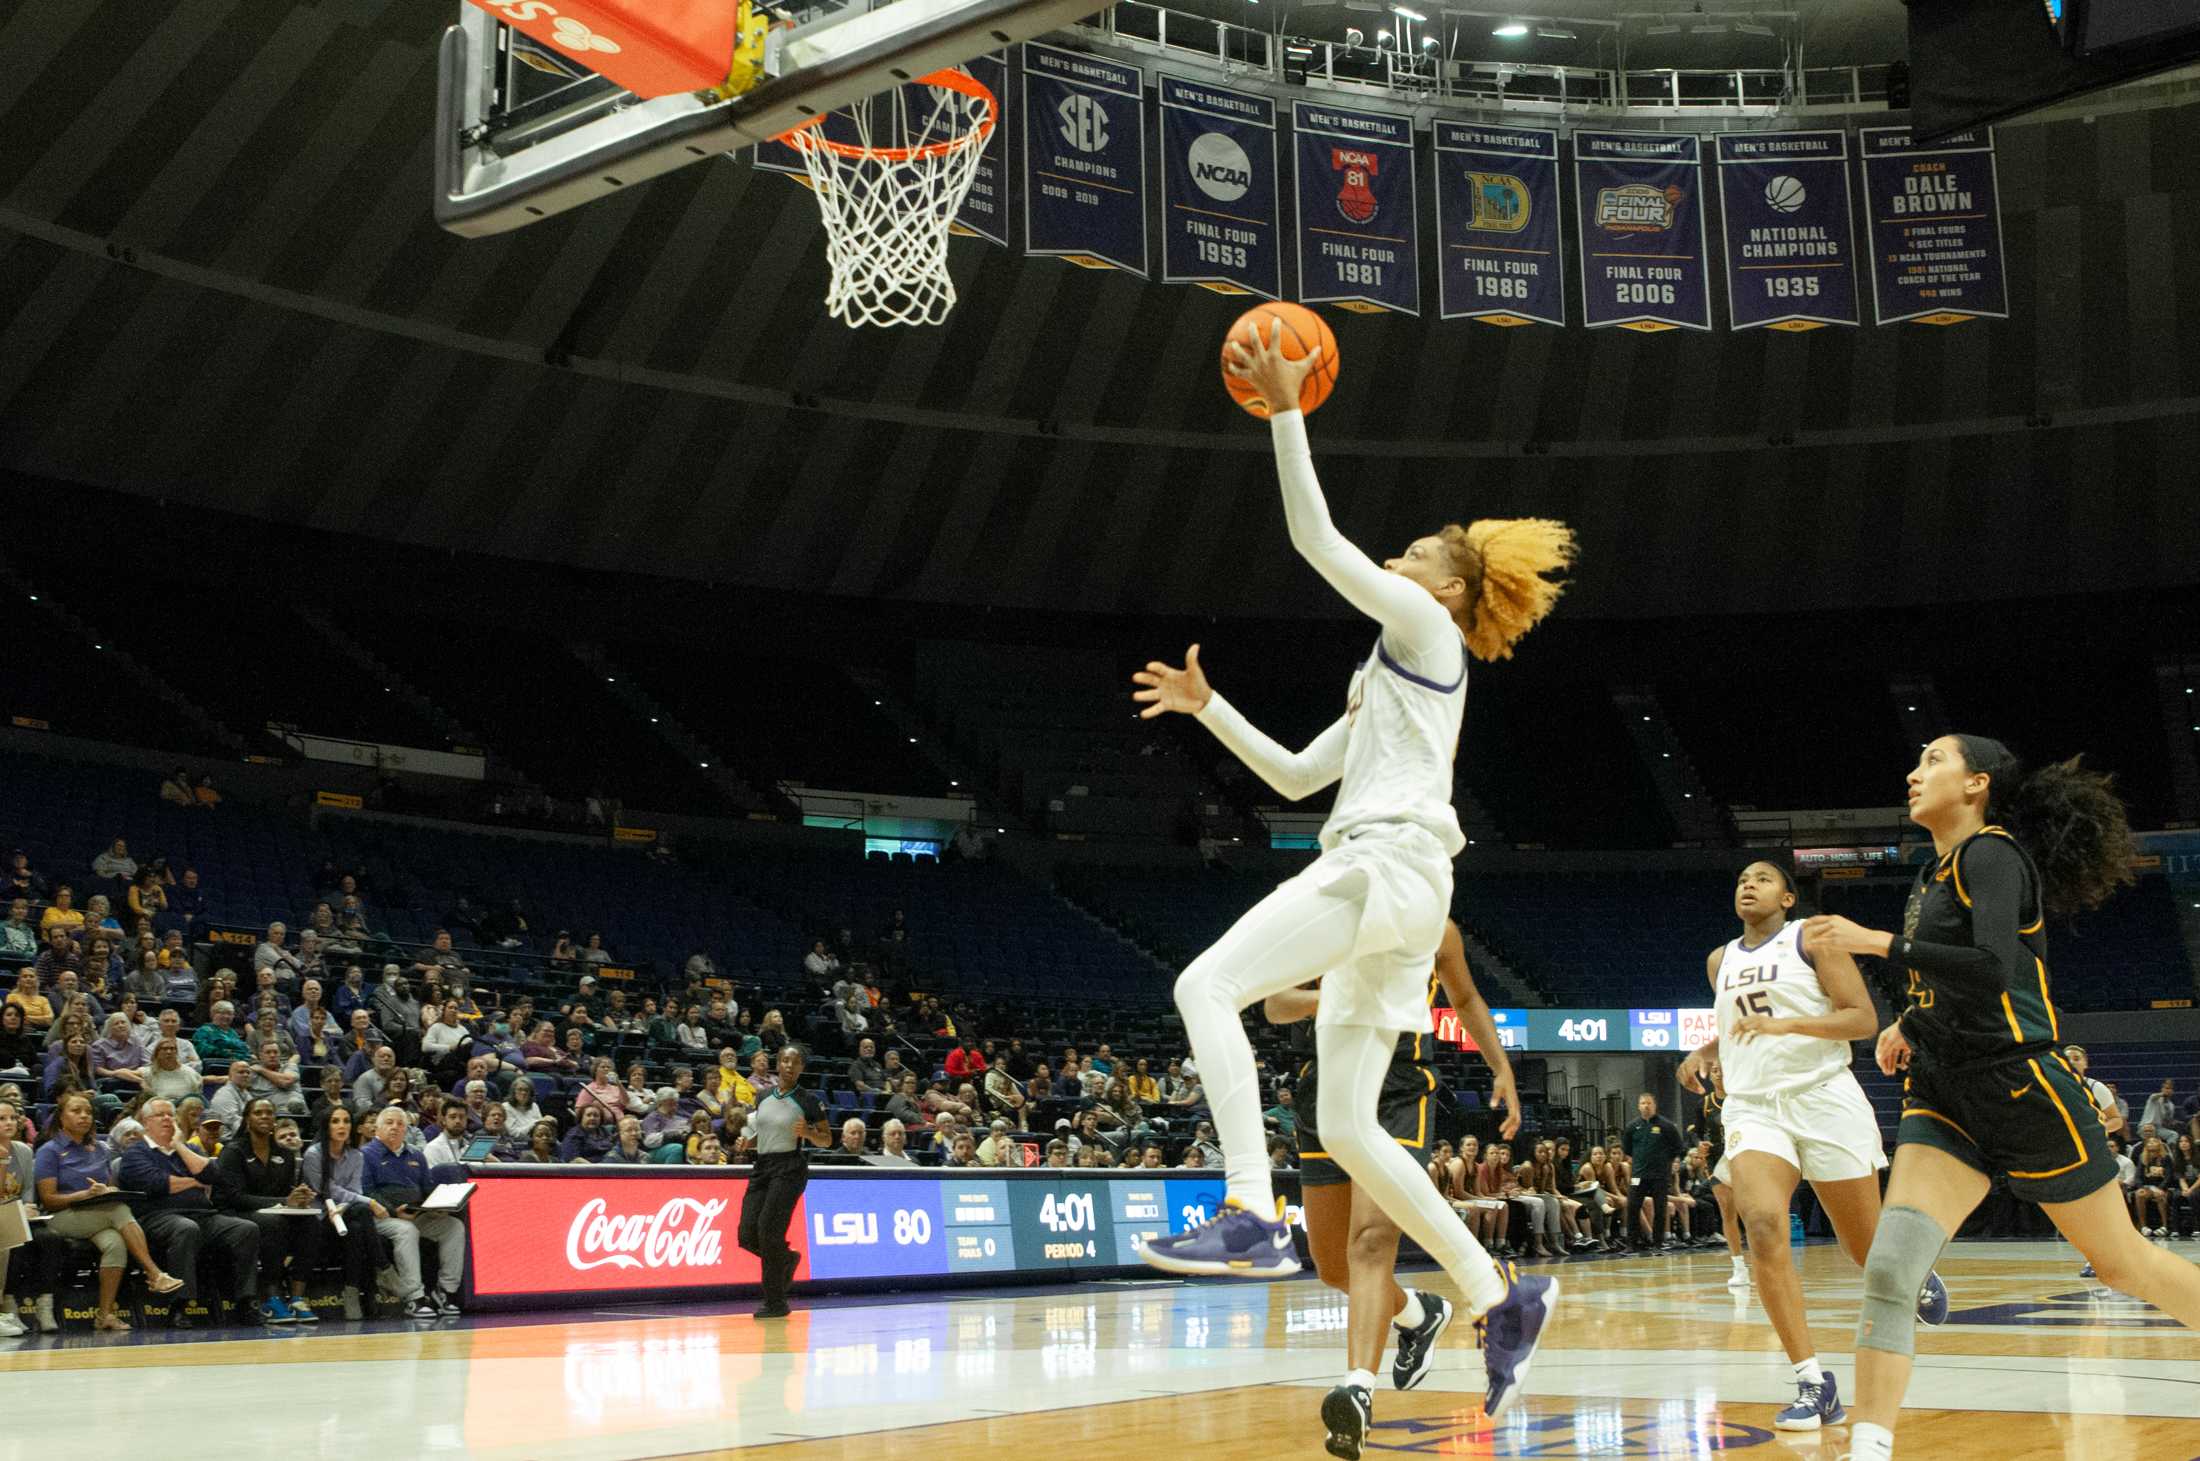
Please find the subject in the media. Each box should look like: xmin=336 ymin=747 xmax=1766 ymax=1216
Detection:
xmin=1022 ymin=42 xmax=1147 ymax=274
xmin=1292 ymin=100 xmax=1418 ymax=315
xmin=1572 ymin=130 xmax=1711 ymax=332
xmin=951 ymin=51 xmax=1011 ymax=246
xmin=1158 ymin=75 xmax=1280 ymax=298
xmin=1433 ymin=121 xmax=1563 ymax=327
xmin=1715 ymin=131 xmax=1859 ymax=332
xmin=1858 ymin=127 xmax=2008 ymax=326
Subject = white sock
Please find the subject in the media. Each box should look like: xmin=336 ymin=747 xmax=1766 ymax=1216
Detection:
xmin=1793 ymin=1355 xmax=1824 ymax=1386
xmin=1394 ymin=1290 xmax=1427 ymax=1331
xmin=1850 ymin=1421 xmax=1894 ymax=1461
xmin=1345 ymin=1367 xmax=1377 ymax=1392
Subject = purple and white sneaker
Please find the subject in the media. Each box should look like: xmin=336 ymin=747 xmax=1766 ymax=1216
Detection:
xmin=1481 ymin=1272 xmax=1561 ymax=1419
xmin=1133 ymin=1198 xmax=1301 ymax=1277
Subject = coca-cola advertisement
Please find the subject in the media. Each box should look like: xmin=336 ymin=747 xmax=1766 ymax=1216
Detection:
xmin=467 ymin=1173 xmax=807 ymax=1301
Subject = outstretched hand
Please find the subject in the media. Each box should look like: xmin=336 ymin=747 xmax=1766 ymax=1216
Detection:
xmin=1224 ymin=318 xmax=1320 ymax=418
xmin=1131 ymin=645 xmax=1213 ymax=719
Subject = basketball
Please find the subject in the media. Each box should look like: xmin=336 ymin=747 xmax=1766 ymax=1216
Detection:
xmin=1764 ymin=174 xmax=1807 ymax=213
xmin=1221 ymin=302 xmax=1340 ymax=419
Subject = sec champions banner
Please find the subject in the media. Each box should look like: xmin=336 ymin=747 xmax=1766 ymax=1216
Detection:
xmin=1715 ymin=131 xmax=1859 ymax=331
xmin=1023 ymin=42 xmax=1146 ymax=274
xmin=1158 ymin=76 xmax=1280 ymax=298
xmin=1433 ymin=122 xmax=1563 ymax=327
xmin=951 ymin=52 xmax=1011 ymax=246
xmin=1293 ymin=100 xmax=1418 ymax=315
xmin=1858 ymin=127 xmax=2008 ymax=326
xmin=1572 ymin=130 xmax=1711 ymax=332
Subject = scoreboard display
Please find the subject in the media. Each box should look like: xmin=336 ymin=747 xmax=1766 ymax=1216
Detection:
xmin=1433 ymin=1006 xmax=1719 ymax=1053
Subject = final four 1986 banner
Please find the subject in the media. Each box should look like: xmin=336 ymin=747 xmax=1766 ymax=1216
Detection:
xmin=1159 ymin=76 xmax=1280 ymax=299
xmin=1572 ymin=130 xmax=1711 ymax=332
xmin=1293 ymin=100 xmax=1418 ymax=315
xmin=1714 ymin=131 xmax=1859 ymax=331
xmin=1434 ymin=122 xmax=1563 ymax=327
xmin=1859 ymin=127 xmax=2007 ymax=326
xmin=1023 ymin=42 xmax=1147 ymax=274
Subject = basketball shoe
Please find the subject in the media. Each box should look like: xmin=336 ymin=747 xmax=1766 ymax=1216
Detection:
xmin=1133 ymin=1197 xmax=1300 ymax=1277
xmin=1775 ymin=1371 xmax=1846 ymax=1431
xmin=1320 ymin=1382 xmax=1372 ymax=1459
xmin=1391 ymin=1292 xmax=1453 ymax=1390
xmin=1481 ymin=1271 xmax=1561 ymax=1418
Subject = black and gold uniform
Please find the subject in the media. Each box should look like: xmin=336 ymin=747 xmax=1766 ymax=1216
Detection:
xmin=1891 ymin=826 xmax=2117 ymax=1204
xmin=1291 ymin=975 xmax=1443 ymax=1187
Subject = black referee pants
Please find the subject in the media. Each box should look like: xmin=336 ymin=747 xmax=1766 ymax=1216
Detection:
xmin=738 ymin=1154 xmax=808 ymax=1306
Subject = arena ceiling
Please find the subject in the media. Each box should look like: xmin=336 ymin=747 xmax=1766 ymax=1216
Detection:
xmin=0 ymin=0 xmax=2196 ymax=621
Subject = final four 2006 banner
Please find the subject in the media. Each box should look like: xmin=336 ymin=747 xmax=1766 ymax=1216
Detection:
xmin=1158 ymin=76 xmax=1280 ymax=299
xmin=1293 ymin=100 xmax=1419 ymax=315
xmin=1023 ymin=42 xmax=1147 ymax=274
xmin=1858 ymin=127 xmax=2008 ymax=326
xmin=1573 ymin=130 xmax=1711 ymax=331
xmin=1714 ymin=132 xmax=1858 ymax=331
xmin=1434 ymin=122 xmax=1563 ymax=327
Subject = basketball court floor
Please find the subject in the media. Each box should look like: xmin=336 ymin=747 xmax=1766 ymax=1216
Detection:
xmin=1 ymin=1241 xmax=2192 ymax=1458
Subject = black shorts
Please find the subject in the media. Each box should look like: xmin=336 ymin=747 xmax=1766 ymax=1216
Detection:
xmin=1899 ymin=1048 xmax=2119 ymax=1205
xmin=1295 ymin=1065 xmax=1438 ymax=1188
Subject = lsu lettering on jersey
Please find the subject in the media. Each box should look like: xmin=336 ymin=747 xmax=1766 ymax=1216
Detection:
xmin=1714 ymin=921 xmax=1849 ymax=1098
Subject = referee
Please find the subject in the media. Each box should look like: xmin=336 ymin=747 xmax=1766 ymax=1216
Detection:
xmin=737 ymin=1044 xmax=831 ymax=1319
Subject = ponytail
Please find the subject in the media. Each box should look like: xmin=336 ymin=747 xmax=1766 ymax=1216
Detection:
xmin=1438 ymin=519 xmax=1577 ymax=663
xmin=1954 ymin=736 xmax=2136 ymax=918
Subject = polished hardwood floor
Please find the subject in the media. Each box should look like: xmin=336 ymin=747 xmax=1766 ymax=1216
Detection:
xmin=2 ymin=1240 xmax=2194 ymax=1458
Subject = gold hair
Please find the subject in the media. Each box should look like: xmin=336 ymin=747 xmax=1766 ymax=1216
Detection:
xmin=1437 ymin=518 xmax=1578 ymax=662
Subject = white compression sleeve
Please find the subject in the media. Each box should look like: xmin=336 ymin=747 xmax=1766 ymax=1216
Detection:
xmin=1195 ymin=693 xmax=1346 ymax=803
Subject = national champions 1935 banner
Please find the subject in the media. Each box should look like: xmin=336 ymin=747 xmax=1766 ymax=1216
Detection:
xmin=1858 ymin=127 xmax=2008 ymax=326
xmin=1573 ymin=130 xmax=1711 ymax=332
xmin=1293 ymin=100 xmax=1418 ymax=315
xmin=1433 ymin=122 xmax=1563 ymax=327
xmin=1158 ymin=76 xmax=1280 ymax=298
xmin=1715 ymin=131 xmax=1859 ymax=331
xmin=1023 ymin=42 xmax=1147 ymax=274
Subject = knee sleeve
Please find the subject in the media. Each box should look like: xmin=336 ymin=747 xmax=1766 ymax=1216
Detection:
xmin=1856 ymin=1204 xmax=1946 ymax=1357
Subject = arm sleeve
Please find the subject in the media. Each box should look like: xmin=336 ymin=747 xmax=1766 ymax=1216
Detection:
xmin=1896 ymin=837 xmax=2031 ymax=989
xmin=1270 ymin=411 xmax=1457 ymax=661
xmin=1194 ymin=694 xmax=1347 ymax=802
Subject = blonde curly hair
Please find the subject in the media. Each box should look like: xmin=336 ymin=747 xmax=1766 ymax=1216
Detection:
xmin=1436 ymin=519 xmax=1577 ymax=662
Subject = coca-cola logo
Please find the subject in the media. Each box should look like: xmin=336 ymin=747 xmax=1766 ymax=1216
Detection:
xmin=565 ymin=1196 xmax=729 ymax=1272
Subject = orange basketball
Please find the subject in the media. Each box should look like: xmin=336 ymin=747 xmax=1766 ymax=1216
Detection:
xmin=1221 ymin=302 xmax=1340 ymax=418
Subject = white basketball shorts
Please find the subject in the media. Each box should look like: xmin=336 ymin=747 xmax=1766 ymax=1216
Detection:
xmin=1714 ymin=1073 xmax=1888 ymax=1185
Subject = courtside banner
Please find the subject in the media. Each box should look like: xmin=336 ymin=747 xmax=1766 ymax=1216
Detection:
xmin=952 ymin=51 xmax=1011 ymax=246
xmin=1158 ymin=75 xmax=1280 ymax=299
xmin=1433 ymin=121 xmax=1563 ymax=327
xmin=1573 ymin=130 xmax=1712 ymax=332
xmin=464 ymin=1173 xmax=783 ymax=1299
xmin=1293 ymin=100 xmax=1419 ymax=315
xmin=1023 ymin=42 xmax=1147 ymax=274
xmin=1858 ymin=127 xmax=2008 ymax=326
xmin=1715 ymin=132 xmax=1859 ymax=331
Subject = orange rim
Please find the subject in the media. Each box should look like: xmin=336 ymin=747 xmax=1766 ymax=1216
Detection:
xmin=773 ymin=68 xmax=997 ymax=162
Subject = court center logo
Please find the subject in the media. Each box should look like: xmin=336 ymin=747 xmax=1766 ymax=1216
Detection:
xmin=1332 ymin=148 xmax=1381 ymax=224
xmin=1368 ymin=1406 xmax=1777 ymax=1454
xmin=1466 ymin=172 xmax=1531 ymax=232
xmin=1595 ymin=183 xmax=1682 ymax=234
xmin=1763 ymin=175 xmax=1807 ymax=213
xmin=1057 ymin=94 xmax=1110 ymax=153
xmin=1187 ymin=132 xmax=1253 ymax=203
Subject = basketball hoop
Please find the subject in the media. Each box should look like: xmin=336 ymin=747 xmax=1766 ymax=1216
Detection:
xmin=776 ymin=68 xmax=996 ymax=328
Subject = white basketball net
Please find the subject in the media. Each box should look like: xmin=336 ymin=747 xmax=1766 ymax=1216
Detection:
xmin=780 ymin=70 xmax=995 ymax=329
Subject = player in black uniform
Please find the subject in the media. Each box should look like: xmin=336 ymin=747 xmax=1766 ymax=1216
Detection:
xmin=1802 ymin=734 xmax=2200 ymax=1461
xmin=1264 ymin=919 xmax=1518 ymax=1461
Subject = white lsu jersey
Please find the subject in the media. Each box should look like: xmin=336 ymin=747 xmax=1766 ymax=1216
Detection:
xmin=1321 ymin=634 xmax=1468 ymax=859
xmin=1713 ymin=921 xmax=1851 ymax=1098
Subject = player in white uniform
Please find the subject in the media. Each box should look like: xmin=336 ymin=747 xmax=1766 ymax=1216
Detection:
xmin=1679 ymin=861 xmax=1947 ymax=1432
xmin=1130 ymin=323 xmax=1575 ymax=1419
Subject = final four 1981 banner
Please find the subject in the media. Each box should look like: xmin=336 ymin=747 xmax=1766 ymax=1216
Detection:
xmin=1293 ymin=100 xmax=1418 ymax=315
xmin=1572 ymin=130 xmax=1711 ymax=332
xmin=1023 ymin=42 xmax=1147 ymax=274
xmin=1159 ymin=76 xmax=1280 ymax=299
xmin=1714 ymin=131 xmax=1859 ymax=331
xmin=1858 ymin=127 xmax=2007 ymax=326
xmin=1434 ymin=122 xmax=1563 ymax=327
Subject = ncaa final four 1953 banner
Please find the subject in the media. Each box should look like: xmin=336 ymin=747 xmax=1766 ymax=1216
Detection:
xmin=1714 ymin=132 xmax=1859 ymax=331
xmin=1858 ymin=127 xmax=2008 ymax=326
xmin=1159 ymin=76 xmax=1280 ymax=299
xmin=1572 ymin=131 xmax=1711 ymax=332
xmin=951 ymin=51 xmax=1011 ymax=246
xmin=1023 ymin=43 xmax=1147 ymax=274
xmin=1433 ymin=122 xmax=1563 ymax=327
xmin=1293 ymin=100 xmax=1419 ymax=315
